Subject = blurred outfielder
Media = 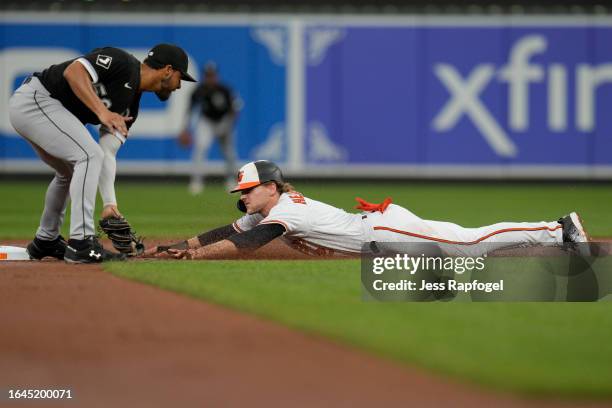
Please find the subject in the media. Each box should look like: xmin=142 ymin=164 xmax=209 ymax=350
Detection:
xmin=146 ymin=160 xmax=590 ymax=260
xmin=179 ymin=62 xmax=241 ymax=194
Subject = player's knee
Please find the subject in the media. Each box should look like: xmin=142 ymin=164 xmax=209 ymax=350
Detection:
xmin=87 ymin=144 xmax=105 ymax=164
xmin=76 ymin=143 xmax=104 ymax=166
xmin=56 ymin=164 xmax=73 ymax=181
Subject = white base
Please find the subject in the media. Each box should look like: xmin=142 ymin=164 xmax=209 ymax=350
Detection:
xmin=0 ymin=246 xmax=31 ymax=261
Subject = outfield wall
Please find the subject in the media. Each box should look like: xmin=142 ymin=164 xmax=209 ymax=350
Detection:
xmin=2 ymin=12 xmax=612 ymax=178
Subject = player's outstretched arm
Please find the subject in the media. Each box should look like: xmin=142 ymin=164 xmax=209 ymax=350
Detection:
xmin=168 ymin=239 xmax=239 ymax=260
xmin=167 ymin=223 xmax=286 ymax=260
xmin=143 ymin=224 xmax=237 ymax=257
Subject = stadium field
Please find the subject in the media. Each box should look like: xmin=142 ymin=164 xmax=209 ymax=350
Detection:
xmin=2 ymin=179 xmax=612 ymax=397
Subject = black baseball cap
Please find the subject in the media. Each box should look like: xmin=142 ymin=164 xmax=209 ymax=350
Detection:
xmin=144 ymin=43 xmax=196 ymax=82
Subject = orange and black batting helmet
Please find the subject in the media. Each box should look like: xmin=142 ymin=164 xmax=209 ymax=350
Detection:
xmin=230 ymin=160 xmax=284 ymax=193
xmin=231 ymin=160 xmax=284 ymax=212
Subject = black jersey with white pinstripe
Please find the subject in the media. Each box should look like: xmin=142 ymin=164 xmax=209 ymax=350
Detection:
xmin=34 ymin=47 xmax=141 ymax=127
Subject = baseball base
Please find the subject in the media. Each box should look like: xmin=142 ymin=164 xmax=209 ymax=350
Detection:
xmin=0 ymin=246 xmax=31 ymax=261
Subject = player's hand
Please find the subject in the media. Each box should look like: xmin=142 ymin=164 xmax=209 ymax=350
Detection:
xmin=101 ymin=204 xmax=122 ymax=219
xmin=167 ymin=248 xmax=194 ymax=260
xmin=142 ymin=245 xmax=173 ymax=259
xmin=99 ymin=110 xmax=133 ymax=137
xmin=141 ymin=246 xmax=160 ymax=257
xmin=154 ymin=250 xmax=176 ymax=259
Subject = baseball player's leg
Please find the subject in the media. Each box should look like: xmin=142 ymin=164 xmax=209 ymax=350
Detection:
xmin=422 ymin=219 xmax=562 ymax=255
xmin=28 ymin=141 xmax=72 ymax=240
xmin=370 ymin=204 xmax=562 ymax=256
xmin=190 ymin=118 xmax=214 ymax=194
xmin=9 ymin=77 xmax=104 ymax=240
xmin=368 ymin=204 xmax=437 ymax=251
xmin=217 ymin=117 xmax=238 ymax=187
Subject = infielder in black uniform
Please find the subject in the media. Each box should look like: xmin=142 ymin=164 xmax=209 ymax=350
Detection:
xmin=179 ymin=62 xmax=240 ymax=194
xmin=9 ymin=43 xmax=196 ymax=263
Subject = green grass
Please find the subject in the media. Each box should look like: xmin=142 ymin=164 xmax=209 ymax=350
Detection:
xmin=0 ymin=180 xmax=236 ymax=238
xmin=2 ymin=179 xmax=612 ymax=238
xmin=3 ymin=179 xmax=612 ymax=396
xmin=106 ymin=259 xmax=612 ymax=397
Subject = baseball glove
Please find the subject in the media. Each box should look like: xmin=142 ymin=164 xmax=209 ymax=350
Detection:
xmin=98 ymin=216 xmax=145 ymax=256
xmin=178 ymin=129 xmax=192 ymax=148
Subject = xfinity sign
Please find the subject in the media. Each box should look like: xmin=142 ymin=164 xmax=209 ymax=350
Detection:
xmin=432 ymin=34 xmax=612 ymax=158
xmin=3 ymin=15 xmax=612 ymax=173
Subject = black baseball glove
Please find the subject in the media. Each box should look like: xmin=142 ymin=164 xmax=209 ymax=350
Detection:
xmin=98 ymin=216 xmax=145 ymax=256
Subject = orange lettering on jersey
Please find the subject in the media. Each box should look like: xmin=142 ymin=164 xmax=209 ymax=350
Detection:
xmin=289 ymin=193 xmax=306 ymax=205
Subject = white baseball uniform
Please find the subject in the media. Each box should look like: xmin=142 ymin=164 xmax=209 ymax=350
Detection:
xmin=233 ymin=193 xmax=563 ymax=257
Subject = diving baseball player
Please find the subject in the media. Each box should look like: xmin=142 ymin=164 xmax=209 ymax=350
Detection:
xmin=145 ymin=160 xmax=590 ymax=260
xmin=9 ymin=43 xmax=196 ymax=263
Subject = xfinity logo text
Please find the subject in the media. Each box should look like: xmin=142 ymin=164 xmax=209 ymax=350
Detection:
xmin=433 ymin=35 xmax=612 ymax=157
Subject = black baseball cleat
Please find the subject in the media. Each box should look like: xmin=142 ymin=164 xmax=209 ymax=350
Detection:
xmin=27 ymin=235 xmax=67 ymax=260
xmin=559 ymin=212 xmax=591 ymax=256
xmin=64 ymin=236 xmax=127 ymax=264
xmin=559 ymin=212 xmax=590 ymax=243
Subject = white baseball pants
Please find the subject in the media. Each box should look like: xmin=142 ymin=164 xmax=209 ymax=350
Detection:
xmin=366 ymin=204 xmax=563 ymax=256
xmin=191 ymin=115 xmax=237 ymax=187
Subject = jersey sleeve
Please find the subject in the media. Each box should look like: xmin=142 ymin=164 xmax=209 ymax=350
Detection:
xmin=233 ymin=212 xmax=264 ymax=233
xmin=259 ymin=196 xmax=309 ymax=234
xmin=227 ymin=223 xmax=286 ymax=251
xmin=77 ymin=47 xmax=128 ymax=84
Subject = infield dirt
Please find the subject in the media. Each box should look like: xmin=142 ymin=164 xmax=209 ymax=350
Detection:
xmin=0 ymin=240 xmax=609 ymax=407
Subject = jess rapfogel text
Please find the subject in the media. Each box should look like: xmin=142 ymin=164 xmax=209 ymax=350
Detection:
xmin=372 ymin=279 xmax=504 ymax=293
